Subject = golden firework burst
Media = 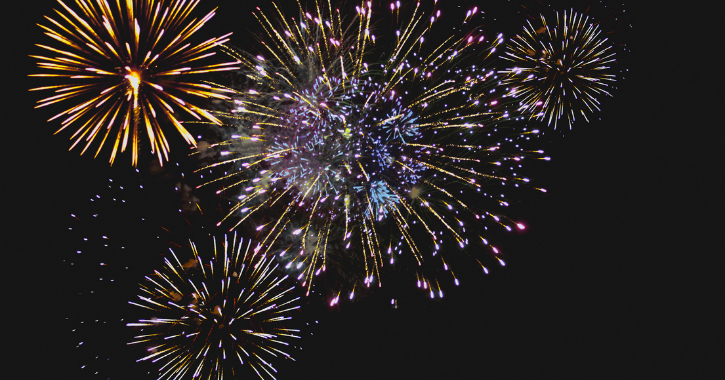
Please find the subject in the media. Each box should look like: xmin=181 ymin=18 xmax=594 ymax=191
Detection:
xmin=30 ymin=0 xmax=240 ymax=166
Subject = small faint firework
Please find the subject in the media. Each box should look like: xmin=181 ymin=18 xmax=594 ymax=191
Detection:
xmin=501 ymin=9 xmax=616 ymax=129
xmin=30 ymin=0 xmax=240 ymax=166
xmin=197 ymin=1 xmax=547 ymax=299
xmin=127 ymin=233 xmax=301 ymax=380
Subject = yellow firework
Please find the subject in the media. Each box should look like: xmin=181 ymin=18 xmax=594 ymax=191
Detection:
xmin=30 ymin=0 xmax=240 ymax=166
xmin=127 ymin=234 xmax=301 ymax=380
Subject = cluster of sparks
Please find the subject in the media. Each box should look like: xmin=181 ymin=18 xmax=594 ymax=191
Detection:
xmin=196 ymin=1 xmax=549 ymax=299
xmin=30 ymin=0 xmax=240 ymax=166
xmin=501 ymin=9 xmax=616 ymax=128
xmin=33 ymin=1 xmax=622 ymax=378
xmin=127 ymin=234 xmax=301 ymax=380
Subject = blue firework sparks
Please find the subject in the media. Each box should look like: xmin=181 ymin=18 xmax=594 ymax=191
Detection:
xmin=197 ymin=1 xmax=548 ymax=299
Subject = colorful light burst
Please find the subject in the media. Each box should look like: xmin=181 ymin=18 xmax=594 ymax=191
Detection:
xmin=500 ymin=9 xmax=617 ymax=129
xmin=196 ymin=1 xmax=548 ymax=299
xmin=30 ymin=0 xmax=240 ymax=166
xmin=127 ymin=233 xmax=301 ymax=380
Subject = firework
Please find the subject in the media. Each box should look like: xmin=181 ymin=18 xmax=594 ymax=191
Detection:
xmin=500 ymin=9 xmax=616 ymax=129
xmin=198 ymin=2 xmax=547 ymax=298
xmin=30 ymin=0 xmax=240 ymax=166
xmin=127 ymin=234 xmax=301 ymax=380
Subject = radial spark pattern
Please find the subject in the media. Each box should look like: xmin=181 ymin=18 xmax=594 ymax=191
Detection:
xmin=501 ymin=9 xmax=616 ymax=128
xmin=127 ymin=234 xmax=301 ymax=380
xmin=198 ymin=2 xmax=547 ymax=299
xmin=30 ymin=0 xmax=240 ymax=165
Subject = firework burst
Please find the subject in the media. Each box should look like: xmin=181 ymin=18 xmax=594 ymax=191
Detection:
xmin=127 ymin=233 xmax=301 ymax=380
xmin=198 ymin=1 xmax=547 ymax=299
xmin=500 ymin=9 xmax=617 ymax=129
xmin=30 ymin=0 xmax=240 ymax=166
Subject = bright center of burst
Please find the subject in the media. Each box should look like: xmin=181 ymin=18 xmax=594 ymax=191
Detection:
xmin=125 ymin=70 xmax=142 ymax=109
xmin=125 ymin=70 xmax=142 ymax=92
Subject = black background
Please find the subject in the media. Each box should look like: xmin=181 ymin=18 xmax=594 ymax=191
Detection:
xmin=7 ymin=0 xmax=719 ymax=379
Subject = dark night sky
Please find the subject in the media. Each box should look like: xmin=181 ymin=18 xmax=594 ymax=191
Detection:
xmin=7 ymin=0 xmax=719 ymax=379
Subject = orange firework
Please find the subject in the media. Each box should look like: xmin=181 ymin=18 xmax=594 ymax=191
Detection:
xmin=30 ymin=0 xmax=240 ymax=166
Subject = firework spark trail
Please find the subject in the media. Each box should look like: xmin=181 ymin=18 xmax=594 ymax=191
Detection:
xmin=30 ymin=0 xmax=240 ymax=166
xmin=500 ymin=9 xmax=617 ymax=129
xmin=127 ymin=233 xmax=301 ymax=380
xmin=197 ymin=1 xmax=548 ymax=299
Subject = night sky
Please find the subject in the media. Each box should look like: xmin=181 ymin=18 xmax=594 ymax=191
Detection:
xmin=8 ymin=0 xmax=719 ymax=379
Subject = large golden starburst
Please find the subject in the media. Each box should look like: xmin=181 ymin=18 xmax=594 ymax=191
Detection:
xmin=30 ymin=0 xmax=240 ymax=165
